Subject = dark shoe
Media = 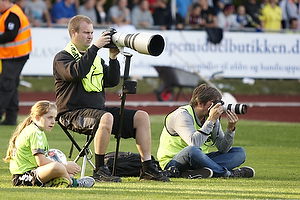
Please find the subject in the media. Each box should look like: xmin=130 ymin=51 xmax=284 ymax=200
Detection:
xmin=229 ymin=166 xmax=255 ymax=178
xmin=139 ymin=164 xmax=170 ymax=182
xmin=162 ymin=166 xmax=181 ymax=178
xmin=181 ymin=167 xmax=213 ymax=179
xmin=93 ymin=165 xmax=121 ymax=182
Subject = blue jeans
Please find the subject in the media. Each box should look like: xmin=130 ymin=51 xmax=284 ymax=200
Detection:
xmin=165 ymin=146 xmax=246 ymax=177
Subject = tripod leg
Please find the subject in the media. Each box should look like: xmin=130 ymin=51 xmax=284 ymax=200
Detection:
xmin=112 ymin=52 xmax=133 ymax=176
xmin=81 ymin=155 xmax=87 ymax=178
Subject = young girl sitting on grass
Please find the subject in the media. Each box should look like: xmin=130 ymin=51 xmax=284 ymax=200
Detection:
xmin=3 ymin=100 xmax=94 ymax=187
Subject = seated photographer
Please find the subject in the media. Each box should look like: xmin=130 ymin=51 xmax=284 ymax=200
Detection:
xmin=157 ymin=84 xmax=255 ymax=178
xmin=53 ymin=15 xmax=169 ymax=182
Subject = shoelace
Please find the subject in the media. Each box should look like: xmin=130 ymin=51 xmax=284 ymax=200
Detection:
xmin=78 ymin=179 xmax=91 ymax=187
xmin=232 ymin=168 xmax=243 ymax=177
xmin=187 ymin=174 xmax=202 ymax=179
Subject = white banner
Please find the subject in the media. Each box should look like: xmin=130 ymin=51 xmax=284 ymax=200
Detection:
xmin=22 ymin=28 xmax=300 ymax=79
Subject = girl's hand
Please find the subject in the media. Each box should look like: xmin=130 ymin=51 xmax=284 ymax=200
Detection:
xmin=64 ymin=161 xmax=81 ymax=177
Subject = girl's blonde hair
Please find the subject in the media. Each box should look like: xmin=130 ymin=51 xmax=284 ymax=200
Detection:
xmin=3 ymin=100 xmax=57 ymax=162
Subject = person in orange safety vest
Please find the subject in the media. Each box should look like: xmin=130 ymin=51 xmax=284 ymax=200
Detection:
xmin=0 ymin=0 xmax=32 ymax=125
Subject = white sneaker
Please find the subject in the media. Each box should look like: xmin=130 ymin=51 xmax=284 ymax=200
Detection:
xmin=76 ymin=176 xmax=95 ymax=187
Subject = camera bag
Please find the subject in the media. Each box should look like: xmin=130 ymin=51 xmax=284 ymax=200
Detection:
xmin=104 ymin=151 xmax=160 ymax=177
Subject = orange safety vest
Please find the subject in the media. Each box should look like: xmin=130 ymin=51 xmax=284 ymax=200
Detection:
xmin=0 ymin=4 xmax=32 ymax=59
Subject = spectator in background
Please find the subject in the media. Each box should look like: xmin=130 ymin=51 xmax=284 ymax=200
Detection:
xmin=236 ymin=5 xmax=249 ymax=27
xmin=186 ymin=2 xmax=205 ymax=29
xmin=217 ymin=3 xmax=240 ymax=30
xmin=244 ymin=0 xmax=261 ymax=28
xmin=236 ymin=4 xmax=260 ymax=29
xmin=260 ymin=0 xmax=269 ymax=8
xmin=175 ymin=9 xmax=186 ymax=30
xmin=44 ymin=0 xmax=53 ymax=13
xmin=51 ymin=0 xmax=76 ymax=24
xmin=213 ymin=0 xmax=232 ymax=14
xmin=77 ymin=0 xmax=98 ymax=24
xmin=127 ymin=0 xmax=139 ymax=10
xmin=131 ymin=0 xmax=154 ymax=28
xmin=95 ymin=0 xmax=107 ymax=25
xmin=152 ymin=0 xmax=173 ymax=30
xmin=176 ymin=0 xmax=192 ymax=20
xmin=107 ymin=0 xmax=131 ymax=26
xmin=148 ymin=0 xmax=158 ymax=13
xmin=289 ymin=17 xmax=299 ymax=30
xmin=259 ymin=0 xmax=282 ymax=31
xmin=285 ymin=0 xmax=300 ymax=29
xmin=199 ymin=0 xmax=218 ymax=28
xmin=193 ymin=0 xmax=214 ymax=7
xmin=25 ymin=0 xmax=52 ymax=27
xmin=279 ymin=0 xmax=288 ymax=28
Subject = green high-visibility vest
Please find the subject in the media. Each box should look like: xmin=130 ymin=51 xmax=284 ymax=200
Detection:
xmin=64 ymin=42 xmax=103 ymax=92
xmin=157 ymin=105 xmax=212 ymax=169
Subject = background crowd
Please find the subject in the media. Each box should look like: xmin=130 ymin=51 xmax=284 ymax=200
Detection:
xmin=12 ymin=0 xmax=300 ymax=32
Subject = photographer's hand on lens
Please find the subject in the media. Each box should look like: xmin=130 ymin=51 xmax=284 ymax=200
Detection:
xmin=94 ymin=31 xmax=112 ymax=49
xmin=207 ymin=103 xmax=223 ymax=123
xmin=226 ymin=110 xmax=238 ymax=131
xmin=109 ymin=48 xmax=120 ymax=59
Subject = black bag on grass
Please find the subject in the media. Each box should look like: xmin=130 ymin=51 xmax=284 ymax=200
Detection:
xmin=104 ymin=151 xmax=160 ymax=177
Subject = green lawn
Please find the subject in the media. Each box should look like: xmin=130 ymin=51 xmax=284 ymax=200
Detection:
xmin=0 ymin=115 xmax=299 ymax=199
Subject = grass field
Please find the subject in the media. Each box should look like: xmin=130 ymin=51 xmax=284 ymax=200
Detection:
xmin=0 ymin=115 xmax=300 ymax=199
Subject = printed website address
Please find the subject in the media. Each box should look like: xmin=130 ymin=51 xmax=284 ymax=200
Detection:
xmin=165 ymin=38 xmax=300 ymax=55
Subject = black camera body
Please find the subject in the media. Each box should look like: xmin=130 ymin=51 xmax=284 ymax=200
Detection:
xmin=212 ymin=100 xmax=247 ymax=115
xmin=104 ymin=27 xmax=118 ymax=48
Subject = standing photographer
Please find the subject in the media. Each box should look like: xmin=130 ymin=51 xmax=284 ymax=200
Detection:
xmin=157 ymin=84 xmax=255 ymax=178
xmin=53 ymin=15 xmax=169 ymax=182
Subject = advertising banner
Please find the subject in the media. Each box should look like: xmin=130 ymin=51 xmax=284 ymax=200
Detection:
xmin=22 ymin=28 xmax=300 ymax=79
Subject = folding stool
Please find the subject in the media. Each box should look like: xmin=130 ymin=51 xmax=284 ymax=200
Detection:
xmin=57 ymin=116 xmax=97 ymax=178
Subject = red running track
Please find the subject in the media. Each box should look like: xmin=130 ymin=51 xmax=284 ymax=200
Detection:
xmin=18 ymin=92 xmax=300 ymax=123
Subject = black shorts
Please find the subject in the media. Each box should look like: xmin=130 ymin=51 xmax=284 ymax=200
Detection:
xmin=12 ymin=169 xmax=43 ymax=187
xmin=59 ymin=107 xmax=137 ymax=139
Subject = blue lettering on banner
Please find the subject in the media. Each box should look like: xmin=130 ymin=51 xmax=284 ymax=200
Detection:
xmin=165 ymin=38 xmax=300 ymax=55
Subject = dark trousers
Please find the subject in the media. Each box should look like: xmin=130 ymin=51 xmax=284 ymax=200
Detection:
xmin=0 ymin=55 xmax=29 ymax=124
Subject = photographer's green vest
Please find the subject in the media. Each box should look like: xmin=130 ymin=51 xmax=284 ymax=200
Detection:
xmin=64 ymin=42 xmax=103 ymax=92
xmin=157 ymin=105 xmax=213 ymax=169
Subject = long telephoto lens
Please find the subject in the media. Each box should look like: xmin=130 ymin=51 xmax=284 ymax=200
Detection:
xmin=112 ymin=32 xmax=165 ymax=56
xmin=224 ymin=103 xmax=247 ymax=115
